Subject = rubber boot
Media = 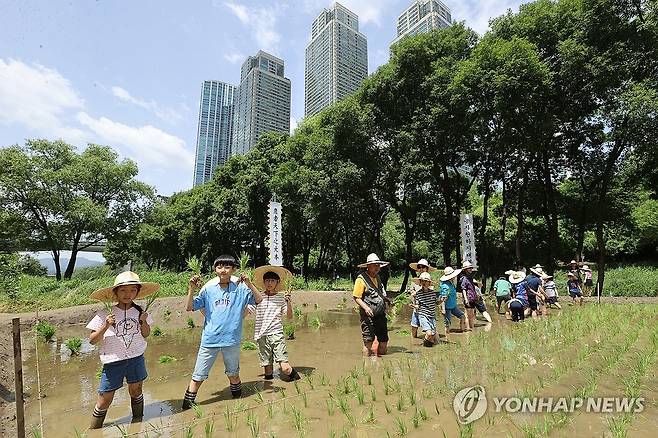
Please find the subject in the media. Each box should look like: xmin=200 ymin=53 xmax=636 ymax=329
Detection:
xmin=182 ymin=389 xmax=197 ymax=410
xmin=90 ymin=406 xmax=107 ymax=429
xmin=230 ymin=382 xmax=242 ymax=399
xmin=131 ymin=394 xmax=144 ymax=419
xmin=287 ymin=367 xmax=301 ymax=381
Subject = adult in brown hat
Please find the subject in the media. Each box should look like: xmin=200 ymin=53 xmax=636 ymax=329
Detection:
xmin=87 ymin=271 xmax=160 ymax=429
xmin=353 ymin=253 xmax=391 ymax=356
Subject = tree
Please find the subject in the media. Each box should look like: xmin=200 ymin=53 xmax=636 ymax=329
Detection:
xmin=0 ymin=140 xmax=153 ymax=279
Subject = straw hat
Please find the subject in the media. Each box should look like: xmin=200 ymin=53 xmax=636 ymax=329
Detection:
xmin=461 ymin=260 xmax=474 ymax=270
xmin=569 ymin=260 xmax=577 ymax=265
xmin=504 ymin=270 xmax=515 ymax=276
xmin=412 ymin=272 xmax=435 ymax=286
xmin=440 ymin=266 xmax=461 ymax=282
xmin=89 ymin=271 xmax=160 ymax=302
xmin=530 ymin=264 xmax=544 ymax=276
xmin=541 ymin=274 xmax=553 ymax=281
xmin=409 ymin=258 xmax=437 ymax=272
xmin=253 ymin=265 xmax=293 ymax=292
xmin=508 ymin=271 xmax=527 ymax=284
xmin=567 ymin=272 xmax=577 ymax=278
xmin=357 ymin=253 xmax=390 ymax=268
xmin=582 ymin=265 xmax=591 ymax=271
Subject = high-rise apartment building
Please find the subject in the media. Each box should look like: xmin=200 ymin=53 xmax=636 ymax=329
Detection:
xmin=391 ymin=0 xmax=452 ymax=47
xmin=304 ymin=2 xmax=368 ymax=117
xmin=193 ymin=80 xmax=235 ymax=186
xmin=232 ymin=51 xmax=291 ymax=155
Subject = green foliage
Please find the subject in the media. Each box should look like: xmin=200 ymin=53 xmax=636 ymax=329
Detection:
xmin=152 ymin=326 xmax=163 ymax=337
xmin=64 ymin=337 xmax=82 ymax=355
xmin=242 ymin=341 xmax=258 ymax=351
xmin=186 ymin=317 xmax=195 ymax=328
xmin=0 ymin=253 xmax=20 ymax=300
xmin=35 ymin=321 xmax=56 ymax=342
xmin=283 ymin=321 xmax=296 ymax=339
xmin=158 ymin=355 xmax=176 ymax=364
xmin=17 ymin=254 xmax=46 ymax=276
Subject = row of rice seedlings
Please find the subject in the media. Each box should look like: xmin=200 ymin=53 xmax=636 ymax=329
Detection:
xmin=290 ymin=404 xmax=306 ymax=436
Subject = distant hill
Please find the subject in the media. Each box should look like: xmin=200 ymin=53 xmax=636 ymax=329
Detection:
xmin=21 ymin=251 xmax=106 ymax=276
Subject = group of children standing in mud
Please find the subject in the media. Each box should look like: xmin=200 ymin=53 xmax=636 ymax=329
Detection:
xmin=85 ymin=253 xmax=593 ymax=429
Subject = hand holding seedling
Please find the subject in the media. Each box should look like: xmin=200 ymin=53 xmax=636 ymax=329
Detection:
xmin=189 ymin=275 xmax=202 ymax=290
xmin=139 ymin=312 xmax=149 ymax=324
xmin=239 ymin=272 xmax=252 ymax=286
xmin=105 ymin=313 xmax=116 ymax=328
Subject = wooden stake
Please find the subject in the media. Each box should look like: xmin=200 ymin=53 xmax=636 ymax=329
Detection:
xmin=12 ymin=318 xmax=25 ymax=438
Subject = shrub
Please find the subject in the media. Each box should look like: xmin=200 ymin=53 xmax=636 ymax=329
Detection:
xmin=18 ymin=254 xmax=46 ymax=276
xmin=242 ymin=341 xmax=258 ymax=350
xmin=35 ymin=320 xmax=56 ymax=342
xmin=64 ymin=337 xmax=83 ymax=355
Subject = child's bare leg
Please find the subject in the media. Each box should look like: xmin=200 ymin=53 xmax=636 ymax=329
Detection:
xmin=90 ymin=390 xmax=115 ymax=429
xmin=376 ymin=341 xmax=388 ymax=355
xmin=466 ymin=309 xmax=475 ymax=329
xmin=264 ymin=364 xmax=274 ymax=379
xmin=411 ymin=326 xmax=418 ymax=338
xmin=128 ymin=382 xmax=144 ymax=419
xmin=363 ymin=341 xmax=374 ymax=356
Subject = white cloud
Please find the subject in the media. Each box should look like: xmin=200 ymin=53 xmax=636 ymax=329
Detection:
xmin=76 ymin=112 xmax=193 ymax=169
xmin=0 ymin=58 xmax=87 ymax=143
xmin=111 ymin=85 xmax=184 ymax=125
xmin=451 ymin=0 xmax=526 ymax=34
xmin=302 ymin=0 xmax=396 ymax=26
xmin=290 ymin=115 xmax=298 ymax=133
xmin=222 ymin=2 xmax=284 ymax=54
xmin=224 ymin=52 xmax=245 ymax=64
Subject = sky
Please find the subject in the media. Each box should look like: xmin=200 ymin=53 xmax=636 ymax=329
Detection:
xmin=0 ymin=0 xmax=526 ymax=196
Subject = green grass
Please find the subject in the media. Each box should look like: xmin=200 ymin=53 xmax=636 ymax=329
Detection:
xmin=158 ymin=355 xmax=176 ymax=364
xmin=242 ymin=341 xmax=258 ymax=350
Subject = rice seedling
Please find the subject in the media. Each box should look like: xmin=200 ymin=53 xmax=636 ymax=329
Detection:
xmin=458 ymin=423 xmax=474 ymax=438
xmin=371 ymin=388 xmax=377 ymax=402
xmin=95 ymin=365 xmax=103 ymax=379
xmin=396 ymin=394 xmax=406 ymax=411
xmin=306 ymin=373 xmax=315 ymax=389
xmin=294 ymin=307 xmax=303 ymax=318
xmin=114 ymin=425 xmax=129 ymax=437
xmin=31 ymin=429 xmax=42 ymax=438
xmin=290 ymin=405 xmax=306 ymax=435
xmin=158 ymin=355 xmax=176 ymax=364
xmin=204 ymin=420 xmax=215 ymax=438
xmin=384 ymin=400 xmax=392 ymax=414
xmin=152 ymin=326 xmax=163 ymax=337
xmin=192 ymin=403 xmax=204 ymax=419
xmin=302 ymin=391 xmax=308 ymax=407
xmin=412 ymin=410 xmax=420 ymax=428
xmin=384 ymin=380 xmax=391 ymax=395
xmin=345 ymin=410 xmax=357 ymax=427
xmin=64 ymin=337 xmax=82 ymax=355
xmin=607 ymin=414 xmax=632 ymax=438
xmin=364 ymin=404 xmax=375 ymax=423
xmin=163 ymin=308 xmax=171 ymax=321
xmin=326 ymin=398 xmax=335 ymax=415
xmin=340 ymin=427 xmax=351 ymax=438
xmin=72 ymin=427 xmax=86 ymax=438
xmin=434 ymin=403 xmax=440 ymax=416
xmin=355 ymin=386 xmax=365 ymax=405
xmin=267 ymin=403 xmax=274 ymax=418
xmin=419 ymin=407 xmax=428 ymax=421
xmin=365 ymin=372 xmax=372 ymax=386
xmin=329 ymin=429 xmax=336 ymax=438
xmin=319 ymin=373 xmax=328 ymax=386
xmin=314 ymin=303 xmax=319 ymax=310
xmin=246 ymin=411 xmax=260 ymax=438
xmin=408 ymin=392 xmax=417 ymax=406
xmin=184 ymin=425 xmax=194 ymax=438
xmin=394 ymin=417 xmax=407 ymax=436
xmin=284 ymin=321 xmax=296 ymax=339
xmin=310 ymin=315 xmax=322 ymax=328
xmin=187 ymin=256 xmax=202 ymax=276
xmin=384 ymin=363 xmax=393 ymax=379
xmin=223 ymin=406 xmax=238 ymax=432
xmin=293 ymin=379 xmax=302 ymax=394
xmin=35 ymin=320 xmax=55 ymax=342
xmin=279 ymin=388 xmax=286 ymax=399
xmin=242 ymin=341 xmax=258 ymax=351
xmin=255 ymin=388 xmax=264 ymax=403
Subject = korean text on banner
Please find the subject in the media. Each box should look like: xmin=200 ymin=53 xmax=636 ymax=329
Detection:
xmin=268 ymin=200 xmax=283 ymax=266
xmin=460 ymin=213 xmax=478 ymax=268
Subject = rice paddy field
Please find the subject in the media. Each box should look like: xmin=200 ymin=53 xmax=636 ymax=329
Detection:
xmin=12 ymin=299 xmax=658 ymax=437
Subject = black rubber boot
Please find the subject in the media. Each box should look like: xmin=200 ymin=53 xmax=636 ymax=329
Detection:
xmin=264 ymin=374 xmax=274 ymax=380
xmin=287 ymin=368 xmax=301 ymax=381
xmin=230 ymin=382 xmax=242 ymax=398
xmin=90 ymin=406 xmax=107 ymax=429
xmin=131 ymin=394 xmax=144 ymax=419
xmin=182 ymin=389 xmax=197 ymax=410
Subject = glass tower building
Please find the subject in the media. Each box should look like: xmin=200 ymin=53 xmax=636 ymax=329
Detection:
xmin=193 ymin=80 xmax=235 ymax=186
xmin=304 ymin=2 xmax=368 ymax=117
xmin=231 ymin=51 xmax=291 ymax=156
xmin=391 ymin=0 xmax=452 ymax=48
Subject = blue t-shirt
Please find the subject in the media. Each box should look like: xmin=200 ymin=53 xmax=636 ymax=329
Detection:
xmin=440 ymin=281 xmax=458 ymax=309
xmin=513 ymin=281 xmax=529 ymax=307
xmin=493 ymin=279 xmax=512 ymax=297
xmin=525 ymin=275 xmax=541 ymax=296
xmin=193 ymin=281 xmax=255 ymax=348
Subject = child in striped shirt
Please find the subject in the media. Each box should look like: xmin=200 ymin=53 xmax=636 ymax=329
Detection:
xmin=412 ymin=272 xmax=438 ymax=347
xmin=253 ymin=265 xmax=301 ymax=381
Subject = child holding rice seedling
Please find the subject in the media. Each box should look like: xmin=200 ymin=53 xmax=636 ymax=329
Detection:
xmin=541 ymin=274 xmax=561 ymax=312
xmin=411 ymin=272 xmax=439 ymax=347
xmin=507 ymin=271 xmax=528 ymax=322
xmin=408 ymin=259 xmax=437 ymax=339
xmin=86 ymin=272 xmax=159 ymax=429
xmin=181 ymin=255 xmax=263 ymax=409
xmin=439 ymin=266 xmax=466 ymax=340
xmin=353 ymin=253 xmax=391 ymax=356
xmin=252 ymin=265 xmax=301 ymax=381
xmin=567 ymin=272 xmax=584 ymax=306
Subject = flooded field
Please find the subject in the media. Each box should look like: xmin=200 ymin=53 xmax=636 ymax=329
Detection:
xmin=18 ymin=302 xmax=658 ymax=437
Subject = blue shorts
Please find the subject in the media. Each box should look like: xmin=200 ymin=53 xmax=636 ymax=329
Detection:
xmin=192 ymin=345 xmax=241 ymax=381
xmin=569 ymin=290 xmax=582 ymax=298
xmin=444 ymin=307 xmax=464 ymax=326
xmin=418 ymin=314 xmax=436 ymax=334
xmin=99 ymin=354 xmax=147 ymax=393
xmin=410 ymin=310 xmax=420 ymax=328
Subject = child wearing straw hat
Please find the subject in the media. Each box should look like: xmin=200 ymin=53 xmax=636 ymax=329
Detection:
xmin=411 ymin=272 xmax=439 ymax=347
xmin=507 ymin=271 xmax=528 ymax=322
xmin=252 ymin=265 xmax=301 ymax=381
xmin=353 ymin=253 xmax=392 ymax=356
xmin=181 ymin=254 xmax=263 ymax=409
xmin=439 ymin=266 xmax=466 ymax=339
xmin=541 ymin=274 xmax=561 ymax=312
xmin=408 ymin=258 xmax=437 ymax=339
xmin=458 ymin=260 xmax=478 ymax=329
xmin=86 ymin=271 xmax=159 ymax=429
xmin=581 ymin=265 xmax=593 ymax=297
xmin=567 ymin=272 xmax=584 ymax=305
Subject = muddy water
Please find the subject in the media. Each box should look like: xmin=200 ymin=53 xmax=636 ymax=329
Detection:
xmin=19 ymin=303 xmax=658 ymax=437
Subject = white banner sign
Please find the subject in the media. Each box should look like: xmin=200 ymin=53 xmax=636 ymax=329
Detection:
xmin=460 ymin=213 xmax=477 ymax=268
xmin=268 ymin=200 xmax=283 ymax=266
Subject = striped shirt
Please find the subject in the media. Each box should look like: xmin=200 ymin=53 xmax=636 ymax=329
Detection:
xmin=254 ymin=293 xmax=287 ymax=340
xmin=414 ymin=288 xmax=438 ymax=318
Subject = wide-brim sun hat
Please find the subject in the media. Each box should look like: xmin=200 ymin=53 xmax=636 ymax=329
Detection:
xmin=90 ymin=271 xmax=160 ymax=302
xmin=357 ymin=253 xmax=390 ymax=268
xmin=582 ymin=265 xmax=591 ymax=271
xmin=461 ymin=260 xmax=474 ymax=270
xmin=541 ymin=274 xmax=554 ymax=280
xmin=253 ymin=265 xmax=293 ymax=292
xmin=409 ymin=258 xmax=437 ymax=272
xmin=440 ymin=266 xmax=462 ymax=282
xmin=509 ymin=271 xmax=527 ymax=284
xmin=530 ymin=264 xmax=544 ymax=276
xmin=567 ymin=272 xmax=577 ymax=278
xmin=504 ymin=269 xmax=515 ymax=276
xmin=570 ymin=260 xmax=577 ymax=265
xmin=412 ymin=271 xmax=435 ymax=286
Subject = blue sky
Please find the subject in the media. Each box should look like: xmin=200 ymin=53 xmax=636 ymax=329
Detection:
xmin=0 ymin=0 xmax=525 ymax=195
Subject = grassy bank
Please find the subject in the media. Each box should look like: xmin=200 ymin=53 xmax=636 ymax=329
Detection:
xmin=2 ymin=264 xmax=656 ymax=312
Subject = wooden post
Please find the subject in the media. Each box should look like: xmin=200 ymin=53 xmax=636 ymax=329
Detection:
xmin=12 ymin=318 xmax=25 ymax=438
